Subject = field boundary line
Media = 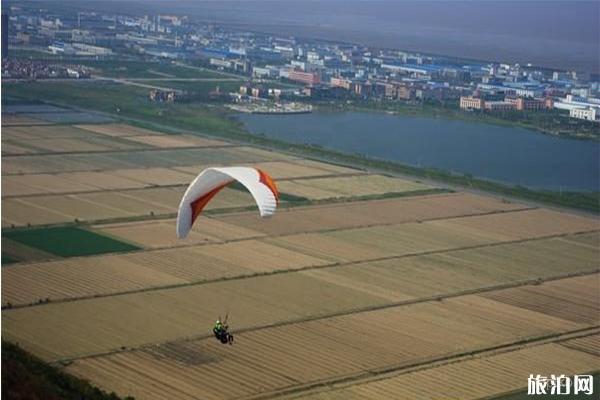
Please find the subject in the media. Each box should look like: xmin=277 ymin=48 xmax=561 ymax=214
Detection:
xmin=243 ymin=327 xmax=600 ymax=400
xmin=4 ymin=231 xmax=598 ymax=309
xmin=1 ymin=143 xmax=238 ymax=160
xmin=0 ymin=171 xmax=368 ymax=200
xmin=3 ymin=204 xmax=537 ymax=266
xmin=45 ymin=270 xmax=599 ymax=364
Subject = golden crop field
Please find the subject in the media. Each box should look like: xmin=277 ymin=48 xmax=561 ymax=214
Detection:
xmin=265 ymin=218 xmax=507 ymax=263
xmin=60 ymin=283 xmax=591 ymax=400
xmin=74 ymin=123 xmax=164 ymax=137
xmin=1 ymin=255 xmax=187 ymax=306
xmin=431 ymin=208 xmax=600 ymax=240
xmin=123 ymin=134 xmax=229 ymax=148
xmin=2 ymin=271 xmax=391 ymax=361
xmin=3 ymin=126 xmax=152 ymax=154
xmin=241 ymin=160 xmax=359 ymax=179
xmin=2 ymin=173 xmax=100 ymax=196
xmin=1 ymin=238 xmax=331 ymax=306
xmin=292 ymin=340 xmax=599 ymax=400
xmin=2 ymin=186 xmax=257 ymax=226
xmin=1 ymin=146 xmax=291 ymax=175
xmin=300 ymin=233 xmax=600 ymax=302
xmin=56 ymin=171 xmax=150 ymax=190
xmin=278 ymin=174 xmax=429 ymax=199
xmin=94 ymin=217 xmax=264 ymax=249
xmin=2 ymin=176 xmax=55 ymax=197
xmin=217 ymin=192 xmax=528 ymax=235
xmin=2 ymin=198 xmax=74 ymax=226
xmin=561 ymin=333 xmax=600 ymax=355
xmin=111 ymin=167 xmax=196 ymax=186
xmin=481 ymin=273 xmax=600 ymax=325
xmin=3 ymin=120 xmax=600 ymax=400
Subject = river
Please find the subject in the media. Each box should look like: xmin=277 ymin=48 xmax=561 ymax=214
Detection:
xmin=238 ymin=111 xmax=600 ymax=192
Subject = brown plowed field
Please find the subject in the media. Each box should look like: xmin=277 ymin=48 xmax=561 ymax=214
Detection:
xmin=123 ymin=134 xmax=229 ymax=148
xmin=2 ymin=147 xmax=290 ymax=175
xmin=61 ymin=285 xmax=590 ymax=400
xmin=2 ymin=256 xmax=187 ymax=306
xmin=301 ymin=233 xmax=599 ymax=301
xmin=74 ymin=123 xmax=163 ymax=137
xmin=3 ymin=121 xmax=600 ymax=400
xmin=218 ymin=192 xmax=527 ymax=235
xmin=480 ymin=273 xmax=600 ymax=325
xmin=110 ymin=167 xmax=196 ymax=186
xmin=291 ymin=340 xmax=599 ymax=400
xmin=560 ymin=333 xmax=600 ymax=356
xmin=1 ymin=238 xmax=330 ymax=306
xmin=265 ymin=219 xmax=504 ymax=263
xmin=278 ymin=174 xmax=429 ymax=199
xmin=2 ymin=271 xmax=390 ymax=361
xmin=94 ymin=217 xmax=263 ymax=248
xmin=2 ymin=198 xmax=75 ymax=226
xmin=430 ymin=208 xmax=600 ymax=240
xmin=2 ymin=186 xmax=254 ymax=226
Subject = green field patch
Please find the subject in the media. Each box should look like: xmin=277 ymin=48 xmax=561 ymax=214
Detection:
xmin=3 ymin=227 xmax=141 ymax=257
xmin=1 ymin=253 xmax=19 ymax=266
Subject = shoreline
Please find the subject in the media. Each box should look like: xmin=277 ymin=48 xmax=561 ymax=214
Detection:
xmin=314 ymin=102 xmax=600 ymax=142
xmin=3 ymin=81 xmax=598 ymax=214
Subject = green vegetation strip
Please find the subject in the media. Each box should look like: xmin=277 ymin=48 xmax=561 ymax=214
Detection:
xmin=1 ymin=253 xmax=19 ymax=266
xmin=4 ymin=82 xmax=597 ymax=213
xmin=2 ymin=341 xmax=132 ymax=400
xmin=3 ymin=227 xmax=140 ymax=257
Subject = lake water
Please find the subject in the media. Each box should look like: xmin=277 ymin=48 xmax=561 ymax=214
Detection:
xmin=238 ymin=111 xmax=600 ymax=192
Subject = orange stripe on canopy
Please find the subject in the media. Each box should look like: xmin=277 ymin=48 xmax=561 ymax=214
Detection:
xmin=190 ymin=180 xmax=233 ymax=225
xmin=257 ymin=169 xmax=279 ymax=203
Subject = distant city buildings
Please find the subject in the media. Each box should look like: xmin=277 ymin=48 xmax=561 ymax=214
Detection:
xmin=460 ymin=96 xmax=485 ymax=110
xmin=570 ymin=107 xmax=596 ymax=121
xmin=2 ymin=59 xmax=91 ymax=79
xmin=3 ymin=3 xmax=598 ymax=123
xmin=288 ymin=70 xmax=321 ymax=86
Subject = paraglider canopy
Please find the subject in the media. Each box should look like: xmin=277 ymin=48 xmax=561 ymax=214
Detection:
xmin=177 ymin=166 xmax=279 ymax=239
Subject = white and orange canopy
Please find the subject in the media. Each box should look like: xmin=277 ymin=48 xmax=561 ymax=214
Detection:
xmin=176 ymin=166 xmax=279 ymax=239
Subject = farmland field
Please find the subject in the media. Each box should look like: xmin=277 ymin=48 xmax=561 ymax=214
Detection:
xmin=277 ymin=174 xmax=430 ymax=199
xmin=217 ymin=192 xmax=528 ymax=235
xmin=3 ymin=226 xmax=140 ymax=257
xmin=94 ymin=217 xmax=264 ymax=249
xmin=4 ymin=230 xmax=597 ymax=308
xmin=75 ymin=123 xmax=164 ymax=137
xmin=2 ymin=116 xmax=599 ymax=400
xmin=57 ymin=279 xmax=597 ymax=400
xmin=290 ymin=340 xmax=600 ymax=400
xmin=2 ymin=186 xmax=257 ymax=227
xmin=1 ymin=146 xmax=293 ymax=175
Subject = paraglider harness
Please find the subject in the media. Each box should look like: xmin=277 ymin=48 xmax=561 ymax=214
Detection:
xmin=213 ymin=315 xmax=234 ymax=345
